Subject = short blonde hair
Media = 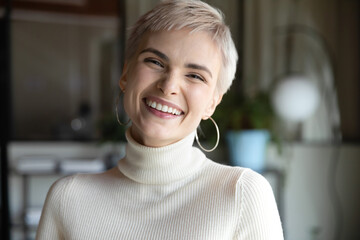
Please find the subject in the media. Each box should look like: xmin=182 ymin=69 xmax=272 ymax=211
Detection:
xmin=125 ymin=0 xmax=238 ymax=94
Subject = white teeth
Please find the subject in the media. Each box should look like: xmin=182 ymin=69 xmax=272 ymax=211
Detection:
xmin=146 ymin=99 xmax=182 ymax=116
xmin=156 ymin=103 xmax=162 ymax=111
xmin=162 ymin=105 xmax=168 ymax=112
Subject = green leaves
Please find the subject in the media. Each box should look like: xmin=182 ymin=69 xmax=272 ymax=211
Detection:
xmin=214 ymin=91 xmax=274 ymax=131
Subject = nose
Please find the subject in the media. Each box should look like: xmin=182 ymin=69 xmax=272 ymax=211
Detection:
xmin=157 ymin=71 xmax=180 ymax=96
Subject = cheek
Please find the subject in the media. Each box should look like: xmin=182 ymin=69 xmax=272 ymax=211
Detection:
xmin=186 ymin=87 xmax=214 ymax=114
xmin=122 ymin=75 xmax=140 ymax=117
xmin=124 ymin=65 xmax=147 ymax=96
xmin=123 ymin=66 xmax=155 ymax=115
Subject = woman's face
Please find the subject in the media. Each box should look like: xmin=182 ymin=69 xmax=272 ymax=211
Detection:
xmin=120 ymin=29 xmax=222 ymax=147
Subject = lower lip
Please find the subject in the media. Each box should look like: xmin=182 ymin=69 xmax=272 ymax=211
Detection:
xmin=144 ymin=101 xmax=181 ymax=119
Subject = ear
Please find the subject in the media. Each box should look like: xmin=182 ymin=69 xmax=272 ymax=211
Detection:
xmin=119 ymin=63 xmax=128 ymax=92
xmin=202 ymin=91 xmax=223 ymax=120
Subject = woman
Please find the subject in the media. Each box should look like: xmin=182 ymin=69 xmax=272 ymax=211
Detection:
xmin=36 ymin=1 xmax=284 ymax=239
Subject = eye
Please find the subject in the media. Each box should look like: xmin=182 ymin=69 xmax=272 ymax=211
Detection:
xmin=144 ymin=58 xmax=164 ymax=68
xmin=186 ymin=73 xmax=206 ymax=83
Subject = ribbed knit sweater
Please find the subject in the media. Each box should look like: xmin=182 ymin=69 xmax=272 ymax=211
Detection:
xmin=36 ymin=130 xmax=284 ymax=240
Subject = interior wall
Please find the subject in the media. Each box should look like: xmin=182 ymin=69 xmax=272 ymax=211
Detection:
xmin=336 ymin=0 xmax=360 ymax=141
xmin=243 ymin=0 xmax=360 ymax=239
xmin=243 ymin=0 xmax=360 ymax=142
xmin=279 ymin=144 xmax=360 ymax=240
xmin=11 ymin=14 xmax=118 ymax=140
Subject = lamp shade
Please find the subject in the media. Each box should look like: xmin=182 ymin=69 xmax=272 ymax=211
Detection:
xmin=272 ymin=75 xmax=320 ymax=122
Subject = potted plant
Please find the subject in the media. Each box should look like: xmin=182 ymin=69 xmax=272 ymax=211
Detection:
xmin=212 ymin=88 xmax=276 ymax=172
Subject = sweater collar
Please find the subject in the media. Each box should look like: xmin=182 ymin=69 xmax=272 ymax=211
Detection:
xmin=118 ymin=129 xmax=206 ymax=184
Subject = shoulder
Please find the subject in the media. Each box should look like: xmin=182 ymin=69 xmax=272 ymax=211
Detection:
xmin=204 ymin=160 xmax=270 ymax=188
xmin=46 ymin=174 xmax=77 ymax=200
xmin=39 ymin=174 xmax=78 ymax=223
xmin=204 ymin=159 xmax=246 ymax=176
xmin=234 ymin=169 xmax=284 ymax=239
xmin=203 ymin=161 xmax=283 ymax=239
xmin=202 ymin=160 xmax=247 ymax=187
xmin=47 ymin=168 xmax=119 ymax=201
xmin=236 ymin=168 xmax=274 ymax=196
xmin=235 ymin=169 xmax=279 ymax=217
xmin=204 ymin=160 xmax=273 ymax=194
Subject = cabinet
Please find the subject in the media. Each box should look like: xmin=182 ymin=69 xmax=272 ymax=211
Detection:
xmin=11 ymin=171 xmax=64 ymax=240
xmin=9 ymin=142 xmax=125 ymax=240
xmin=11 ymin=160 xmax=108 ymax=240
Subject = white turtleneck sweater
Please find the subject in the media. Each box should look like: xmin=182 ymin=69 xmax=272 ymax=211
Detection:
xmin=36 ymin=131 xmax=283 ymax=240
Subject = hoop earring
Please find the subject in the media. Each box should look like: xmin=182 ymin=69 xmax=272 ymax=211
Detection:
xmin=195 ymin=117 xmax=220 ymax=152
xmin=115 ymin=94 xmax=130 ymax=126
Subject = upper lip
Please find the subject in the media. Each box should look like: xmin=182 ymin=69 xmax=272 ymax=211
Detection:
xmin=144 ymin=96 xmax=185 ymax=113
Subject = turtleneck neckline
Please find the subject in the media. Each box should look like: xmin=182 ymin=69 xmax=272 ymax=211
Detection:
xmin=117 ymin=129 xmax=206 ymax=185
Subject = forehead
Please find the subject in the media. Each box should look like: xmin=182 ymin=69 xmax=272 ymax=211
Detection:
xmin=140 ymin=29 xmax=220 ymax=59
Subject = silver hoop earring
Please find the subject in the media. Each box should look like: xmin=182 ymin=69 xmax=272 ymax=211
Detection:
xmin=195 ymin=117 xmax=220 ymax=152
xmin=115 ymin=94 xmax=130 ymax=126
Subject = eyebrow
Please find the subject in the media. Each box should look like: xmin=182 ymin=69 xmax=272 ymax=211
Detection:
xmin=185 ymin=63 xmax=212 ymax=78
xmin=140 ymin=48 xmax=169 ymax=62
xmin=140 ymin=47 xmax=213 ymax=78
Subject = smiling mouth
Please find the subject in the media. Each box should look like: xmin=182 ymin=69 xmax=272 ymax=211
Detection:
xmin=144 ymin=98 xmax=184 ymax=116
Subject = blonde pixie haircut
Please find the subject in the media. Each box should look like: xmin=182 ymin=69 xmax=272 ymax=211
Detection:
xmin=125 ymin=0 xmax=238 ymax=94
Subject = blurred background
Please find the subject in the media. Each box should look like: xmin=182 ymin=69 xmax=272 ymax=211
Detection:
xmin=0 ymin=0 xmax=359 ymax=239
